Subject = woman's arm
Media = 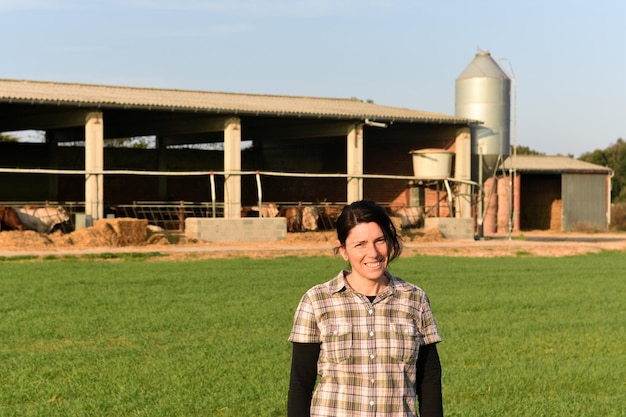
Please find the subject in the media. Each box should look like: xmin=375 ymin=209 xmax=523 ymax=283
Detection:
xmin=416 ymin=343 xmax=443 ymax=417
xmin=287 ymin=342 xmax=320 ymax=417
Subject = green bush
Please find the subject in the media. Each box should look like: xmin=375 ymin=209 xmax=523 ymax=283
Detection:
xmin=610 ymin=202 xmax=626 ymax=231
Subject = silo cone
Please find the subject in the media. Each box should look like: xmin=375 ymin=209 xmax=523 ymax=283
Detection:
xmin=455 ymin=50 xmax=511 ymax=181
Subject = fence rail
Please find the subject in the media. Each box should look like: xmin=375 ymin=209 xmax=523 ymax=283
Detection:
xmin=0 ymin=168 xmax=480 ymax=231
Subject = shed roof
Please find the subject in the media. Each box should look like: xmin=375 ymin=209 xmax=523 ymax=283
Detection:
xmin=502 ymin=155 xmax=613 ymax=174
xmin=0 ymin=78 xmax=475 ymax=124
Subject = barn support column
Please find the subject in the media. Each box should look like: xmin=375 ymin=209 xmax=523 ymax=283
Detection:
xmin=347 ymin=123 xmax=364 ymax=203
xmin=85 ymin=112 xmax=104 ymax=226
xmin=223 ymin=117 xmax=242 ymax=218
xmin=454 ymin=129 xmax=472 ymax=219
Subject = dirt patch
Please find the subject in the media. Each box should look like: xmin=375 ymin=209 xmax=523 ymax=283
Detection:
xmin=1 ymin=218 xmax=625 ymax=260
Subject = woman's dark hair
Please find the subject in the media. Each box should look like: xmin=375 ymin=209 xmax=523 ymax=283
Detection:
xmin=335 ymin=200 xmax=402 ymax=262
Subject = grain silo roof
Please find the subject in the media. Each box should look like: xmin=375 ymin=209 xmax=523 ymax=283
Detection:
xmin=503 ymin=155 xmax=613 ymax=174
xmin=0 ymin=78 xmax=475 ymax=124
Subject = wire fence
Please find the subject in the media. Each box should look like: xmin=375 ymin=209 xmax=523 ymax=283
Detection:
xmin=0 ymin=167 xmax=479 ymax=231
xmin=110 ymin=202 xmax=223 ymax=231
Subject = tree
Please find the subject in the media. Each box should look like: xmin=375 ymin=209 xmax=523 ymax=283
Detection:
xmin=104 ymin=136 xmax=154 ymax=149
xmin=512 ymin=145 xmax=544 ymax=156
xmin=579 ymin=138 xmax=626 ymax=202
xmin=0 ymin=133 xmax=19 ymax=142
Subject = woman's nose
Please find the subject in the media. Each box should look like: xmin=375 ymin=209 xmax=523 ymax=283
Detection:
xmin=366 ymin=242 xmax=380 ymax=257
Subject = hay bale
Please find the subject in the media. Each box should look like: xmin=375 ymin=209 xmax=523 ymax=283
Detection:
xmin=146 ymin=233 xmax=171 ymax=245
xmin=93 ymin=218 xmax=148 ymax=246
xmin=60 ymin=226 xmax=118 ymax=248
xmin=404 ymin=228 xmax=445 ymax=242
xmin=0 ymin=230 xmax=53 ymax=250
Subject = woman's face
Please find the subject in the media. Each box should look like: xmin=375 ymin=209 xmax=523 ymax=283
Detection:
xmin=338 ymin=222 xmax=389 ymax=282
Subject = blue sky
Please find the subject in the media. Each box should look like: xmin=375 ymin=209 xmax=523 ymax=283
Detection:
xmin=1 ymin=0 xmax=624 ymax=157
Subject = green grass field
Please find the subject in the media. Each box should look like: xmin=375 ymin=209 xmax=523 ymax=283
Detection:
xmin=1 ymin=252 xmax=624 ymax=416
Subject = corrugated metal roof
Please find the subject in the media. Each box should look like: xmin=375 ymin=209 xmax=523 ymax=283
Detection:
xmin=503 ymin=155 xmax=613 ymax=174
xmin=0 ymin=78 xmax=475 ymax=124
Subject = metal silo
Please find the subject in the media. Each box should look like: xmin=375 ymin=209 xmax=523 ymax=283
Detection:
xmin=455 ymin=50 xmax=511 ymax=180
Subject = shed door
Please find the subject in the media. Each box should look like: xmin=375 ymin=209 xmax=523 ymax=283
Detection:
xmin=562 ymin=174 xmax=608 ymax=231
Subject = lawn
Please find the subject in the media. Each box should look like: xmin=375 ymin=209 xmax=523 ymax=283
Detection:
xmin=0 ymin=252 xmax=624 ymax=416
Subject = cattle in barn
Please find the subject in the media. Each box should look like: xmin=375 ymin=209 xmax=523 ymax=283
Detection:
xmin=302 ymin=206 xmax=319 ymax=231
xmin=279 ymin=205 xmax=320 ymax=232
xmin=318 ymin=203 xmax=344 ymax=230
xmin=241 ymin=202 xmax=280 ymax=218
xmin=0 ymin=207 xmax=25 ymax=231
xmin=393 ymin=206 xmax=424 ymax=229
xmin=14 ymin=206 xmax=71 ymax=234
xmin=279 ymin=206 xmax=302 ymax=232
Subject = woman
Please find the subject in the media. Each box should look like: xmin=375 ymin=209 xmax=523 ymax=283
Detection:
xmin=288 ymin=200 xmax=443 ymax=417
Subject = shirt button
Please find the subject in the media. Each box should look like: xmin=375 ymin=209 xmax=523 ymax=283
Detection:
xmin=369 ymin=354 xmax=375 ymax=360
xmin=371 ymin=378 xmax=376 ymax=384
xmin=369 ymin=401 xmax=375 ymax=407
xmin=369 ymin=331 xmax=374 ymax=337
xmin=368 ymin=309 xmax=373 ymax=315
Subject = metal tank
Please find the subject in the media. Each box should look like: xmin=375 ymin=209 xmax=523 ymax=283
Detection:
xmin=455 ymin=50 xmax=511 ymax=180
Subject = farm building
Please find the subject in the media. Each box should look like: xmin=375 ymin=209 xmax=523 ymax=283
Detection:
xmin=484 ymin=155 xmax=613 ymax=233
xmin=0 ymin=67 xmax=615 ymax=238
xmin=0 ymin=78 xmax=478 ymax=236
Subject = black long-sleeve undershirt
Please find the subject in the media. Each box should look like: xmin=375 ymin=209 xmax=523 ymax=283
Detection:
xmin=287 ymin=342 xmax=320 ymax=417
xmin=287 ymin=342 xmax=443 ymax=417
xmin=416 ymin=342 xmax=443 ymax=417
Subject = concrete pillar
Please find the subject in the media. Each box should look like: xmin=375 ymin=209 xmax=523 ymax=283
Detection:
xmin=85 ymin=111 xmax=104 ymax=225
xmin=454 ymin=129 xmax=472 ymax=219
xmin=409 ymin=186 xmax=425 ymax=208
xmin=223 ymin=117 xmax=241 ymax=218
xmin=347 ymin=123 xmax=363 ymax=203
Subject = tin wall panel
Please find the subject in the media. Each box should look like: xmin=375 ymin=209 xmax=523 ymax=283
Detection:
xmin=562 ymin=174 xmax=608 ymax=231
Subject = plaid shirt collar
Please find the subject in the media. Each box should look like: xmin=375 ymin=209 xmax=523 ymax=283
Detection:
xmin=327 ymin=270 xmax=413 ymax=298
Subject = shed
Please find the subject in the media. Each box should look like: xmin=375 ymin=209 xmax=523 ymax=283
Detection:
xmin=491 ymin=155 xmax=613 ymax=232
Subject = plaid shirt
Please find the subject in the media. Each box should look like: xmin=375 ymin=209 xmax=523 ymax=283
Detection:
xmin=289 ymin=270 xmax=442 ymax=417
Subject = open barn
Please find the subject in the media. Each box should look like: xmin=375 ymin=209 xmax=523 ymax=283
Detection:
xmin=0 ymin=79 xmax=476 ymax=237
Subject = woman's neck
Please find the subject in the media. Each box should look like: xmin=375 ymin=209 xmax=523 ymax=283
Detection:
xmin=345 ymin=272 xmax=389 ymax=296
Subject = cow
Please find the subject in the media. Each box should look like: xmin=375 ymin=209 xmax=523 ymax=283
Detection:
xmin=241 ymin=202 xmax=280 ymax=218
xmin=278 ymin=205 xmax=319 ymax=232
xmin=318 ymin=203 xmax=343 ymax=230
xmin=0 ymin=207 xmax=25 ymax=231
xmin=14 ymin=206 xmax=71 ymax=234
xmin=302 ymin=206 xmax=319 ymax=231
xmin=278 ymin=206 xmax=301 ymax=232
